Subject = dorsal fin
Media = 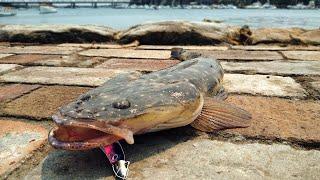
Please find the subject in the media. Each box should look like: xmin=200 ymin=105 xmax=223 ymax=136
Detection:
xmin=191 ymin=97 xmax=251 ymax=132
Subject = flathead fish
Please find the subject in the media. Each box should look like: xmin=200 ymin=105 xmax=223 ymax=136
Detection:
xmin=49 ymin=57 xmax=251 ymax=150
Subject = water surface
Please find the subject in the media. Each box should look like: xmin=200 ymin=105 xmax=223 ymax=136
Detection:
xmin=1 ymin=8 xmax=319 ymax=29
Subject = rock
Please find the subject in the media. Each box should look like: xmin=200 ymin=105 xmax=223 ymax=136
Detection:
xmin=251 ymin=28 xmax=306 ymax=45
xmin=0 ymin=84 xmax=40 ymax=102
xmin=25 ymin=138 xmax=320 ymax=179
xmin=0 ymin=66 xmax=131 ymax=86
xmin=294 ymin=29 xmax=320 ymax=45
xmin=0 ymin=64 xmax=22 ymax=75
xmin=226 ymin=95 xmax=320 ymax=143
xmin=118 ymin=21 xmax=242 ymax=45
xmin=282 ymin=51 xmax=320 ymax=61
xmin=0 ymin=46 xmax=81 ymax=55
xmin=1 ymin=86 xmax=91 ymax=119
xmin=95 ymin=58 xmax=180 ymax=71
xmin=79 ymin=49 xmax=171 ymax=59
xmin=221 ymin=60 xmax=320 ymax=75
xmin=0 ymin=119 xmax=48 ymax=178
xmin=0 ymin=24 xmax=117 ymax=43
xmin=224 ymin=74 xmax=306 ymax=98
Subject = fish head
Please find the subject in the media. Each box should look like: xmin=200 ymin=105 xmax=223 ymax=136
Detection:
xmin=49 ymin=80 xmax=202 ymax=150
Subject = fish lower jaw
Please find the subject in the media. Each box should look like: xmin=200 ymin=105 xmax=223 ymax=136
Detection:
xmin=48 ymin=126 xmax=123 ymax=151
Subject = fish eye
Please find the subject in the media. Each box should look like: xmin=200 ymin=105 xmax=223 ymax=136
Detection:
xmin=112 ymin=100 xmax=131 ymax=109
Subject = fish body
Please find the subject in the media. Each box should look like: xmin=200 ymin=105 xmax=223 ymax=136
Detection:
xmin=49 ymin=57 xmax=250 ymax=150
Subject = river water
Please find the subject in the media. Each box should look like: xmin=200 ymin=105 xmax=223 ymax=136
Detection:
xmin=1 ymin=8 xmax=319 ymax=29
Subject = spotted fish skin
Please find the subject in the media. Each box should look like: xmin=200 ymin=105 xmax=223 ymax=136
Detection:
xmin=49 ymin=57 xmax=231 ymax=150
xmin=59 ymin=57 xmax=223 ymax=126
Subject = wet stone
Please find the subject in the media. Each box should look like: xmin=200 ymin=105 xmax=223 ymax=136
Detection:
xmin=1 ymin=86 xmax=91 ymax=119
xmin=0 ymin=119 xmax=47 ymax=177
xmin=0 ymin=64 xmax=22 ymax=75
xmin=225 ymin=95 xmax=320 ymax=143
xmin=197 ymin=50 xmax=283 ymax=61
xmin=221 ymin=60 xmax=320 ymax=76
xmin=95 ymin=58 xmax=180 ymax=71
xmin=0 ymin=84 xmax=40 ymax=102
xmin=137 ymin=45 xmax=228 ymax=51
xmin=25 ymin=138 xmax=320 ymax=179
xmin=79 ymin=49 xmax=171 ymax=59
xmin=0 ymin=46 xmax=82 ymax=55
xmin=282 ymin=51 xmax=320 ymax=61
xmin=0 ymin=66 xmax=130 ymax=86
xmin=224 ymin=74 xmax=306 ymax=98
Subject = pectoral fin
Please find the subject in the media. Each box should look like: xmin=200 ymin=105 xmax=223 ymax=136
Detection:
xmin=191 ymin=98 xmax=252 ymax=132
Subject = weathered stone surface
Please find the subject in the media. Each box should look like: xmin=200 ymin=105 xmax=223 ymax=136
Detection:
xmin=224 ymin=74 xmax=306 ymax=97
xmin=0 ymin=64 xmax=22 ymax=75
xmin=118 ymin=21 xmax=242 ymax=45
xmin=225 ymin=95 xmax=320 ymax=142
xmin=309 ymin=77 xmax=320 ymax=98
xmin=293 ymin=29 xmax=320 ymax=45
xmin=251 ymin=28 xmax=306 ymax=45
xmin=1 ymin=86 xmax=90 ymax=119
xmin=32 ymin=56 xmax=105 ymax=68
xmin=79 ymin=49 xmax=171 ymax=59
xmin=0 ymin=67 xmax=130 ymax=86
xmin=0 ymin=119 xmax=47 ymax=177
xmin=231 ymin=45 xmax=320 ymax=51
xmin=0 ymin=54 xmax=103 ymax=67
xmin=198 ymin=50 xmax=283 ymax=60
xmin=0 ymin=54 xmax=13 ymax=59
xmin=25 ymin=138 xmax=320 ymax=180
xmin=58 ymin=42 xmax=138 ymax=49
xmin=95 ymin=58 xmax=180 ymax=71
xmin=0 ymin=24 xmax=116 ymax=43
xmin=0 ymin=84 xmax=40 ymax=102
xmin=221 ymin=60 xmax=320 ymax=75
xmin=137 ymin=45 xmax=228 ymax=51
xmin=282 ymin=51 xmax=320 ymax=61
xmin=0 ymin=46 xmax=82 ymax=55
xmin=0 ymin=54 xmax=61 ymax=65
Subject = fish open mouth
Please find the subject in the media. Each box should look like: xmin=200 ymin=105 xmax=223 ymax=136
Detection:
xmin=48 ymin=113 xmax=134 ymax=151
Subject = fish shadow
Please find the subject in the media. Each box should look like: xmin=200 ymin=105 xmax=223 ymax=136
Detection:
xmin=39 ymin=126 xmax=199 ymax=180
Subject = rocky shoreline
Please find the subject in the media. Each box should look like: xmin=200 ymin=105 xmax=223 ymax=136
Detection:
xmin=0 ymin=21 xmax=319 ymax=45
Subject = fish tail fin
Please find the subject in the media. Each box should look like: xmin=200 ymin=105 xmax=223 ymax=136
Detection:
xmin=191 ymin=97 xmax=251 ymax=132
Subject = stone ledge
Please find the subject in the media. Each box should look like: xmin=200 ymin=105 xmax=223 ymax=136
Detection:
xmin=137 ymin=45 xmax=228 ymax=51
xmin=198 ymin=50 xmax=283 ymax=60
xmin=282 ymin=51 xmax=320 ymax=61
xmin=79 ymin=49 xmax=171 ymax=59
xmin=25 ymin=138 xmax=320 ymax=179
xmin=225 ymin=95 xmax=320 ymax=143
xmin=0 ymin=46 xmax=82 ymax=55
xmin=95 ymin=58 xmax=180 ymax=71
xmin=0 ymin=24 xmax=116 ymax=43
xmin=224 ymin=74 xmax=306 ymax=98
xmin=0 ymin=86 xmax=91 ymax=119
xmin=0 ymin=119 xmax=48 ymax=177
xmin=0 ymin=66 xmax=130 ymax=86
xmin=0 ymin=84 xmax=40 ymax=102
xmin=0 ymin=64 xmax=22 ymax=75
xmin=221 ymin=60 xmax=320 ymax=76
